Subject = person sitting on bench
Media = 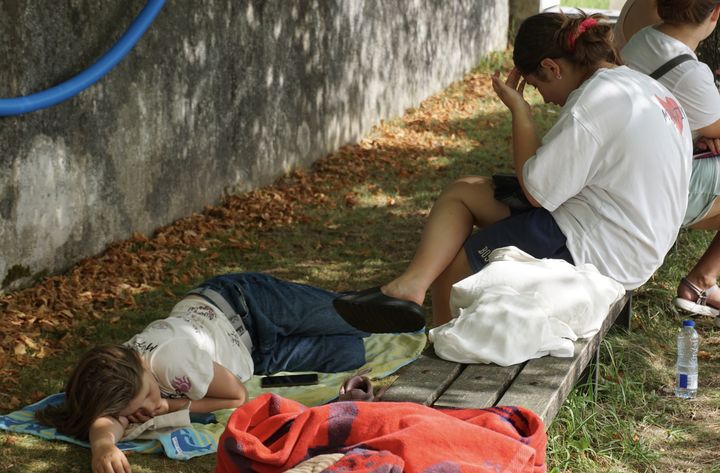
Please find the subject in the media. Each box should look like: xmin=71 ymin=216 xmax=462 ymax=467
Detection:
xmin=35 ymin=272 xmax=369 ymax=473
xmin=621 ymin=0 xmax=720 ymax=318
xmin=333 ymin=11 xmax=692 ymax=333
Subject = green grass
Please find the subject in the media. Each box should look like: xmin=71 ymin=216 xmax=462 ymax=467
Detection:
xmin=2 ymin=51 xmax=720 ymax=472
xmin=548 ymin=228 xmax=720 ymax=472
xmin=560 ymin=0 xmax=610 ymax=9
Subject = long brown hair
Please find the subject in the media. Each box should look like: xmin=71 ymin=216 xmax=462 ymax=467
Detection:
xmin=657 ymin=0 xmax=720 ymax=25
xmin=35 ymin=345 xmax=144 ymax=440
xmin=513 ymin=12 xmax=622 ymax=76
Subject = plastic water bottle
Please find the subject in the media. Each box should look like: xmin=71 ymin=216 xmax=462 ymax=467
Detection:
xmin=675 ymin=319 xmax=699 ymax=399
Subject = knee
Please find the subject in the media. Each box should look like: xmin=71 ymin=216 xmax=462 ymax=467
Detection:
xmin=453 ymin=175 xmax=492 ymax=186
xmin=438 ymin=176 xmax=493 ymax=201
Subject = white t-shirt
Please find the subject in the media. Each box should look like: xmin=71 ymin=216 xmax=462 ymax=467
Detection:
xmin=523 ymin=66 xmax=692 ymax=290
xmin=622 ymin=26 xmax=720 ymax=140
xmin=125 ymin=296 xmax=254 ymax=400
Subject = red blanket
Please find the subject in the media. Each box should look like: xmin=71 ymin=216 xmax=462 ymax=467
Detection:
xmin=216 ymin=394 xmax=546 ymax=473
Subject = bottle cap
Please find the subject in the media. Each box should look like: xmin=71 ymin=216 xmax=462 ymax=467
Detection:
xmin=683 ymin=319 xmax=695 ymax=327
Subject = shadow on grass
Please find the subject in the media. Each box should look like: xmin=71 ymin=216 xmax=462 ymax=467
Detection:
xmin=2 ymin=70 xmax=527 ymax=471
xmin=5 ymin=58 xmax=656 ymax=472
xmin=546 ymin=229 xmax=720 ymax=472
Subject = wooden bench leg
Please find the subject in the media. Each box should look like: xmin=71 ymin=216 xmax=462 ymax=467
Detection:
xmin=592 ymin=342 xmax=600 ymax=400
xmin=578 ymin=344 xmax=602 ymax=400
xmin=577 ymin=343 xmax=602 ymax=400
xmin=614 ymin=291 xmax=633 ymax=332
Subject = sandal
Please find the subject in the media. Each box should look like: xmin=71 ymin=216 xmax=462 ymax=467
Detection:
xmin=338 ymin=369 xmax=387 ymax=402
xmin=673 ymin=278 xmax=720 ymax=317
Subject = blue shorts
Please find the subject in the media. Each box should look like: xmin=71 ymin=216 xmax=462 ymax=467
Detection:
xmin=464 ymin=207 xmax=573 ymax=273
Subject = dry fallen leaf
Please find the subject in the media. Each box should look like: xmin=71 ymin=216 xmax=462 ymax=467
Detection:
xmin=13 ymin=342 xmax=26 ymax=356
xmin=698 ymin=350 xmax=713 ymax=360
xmin=0 ymin=68 xmax=503 ymax=413
xmin=19 ymin=335 xmax=38 ymax=351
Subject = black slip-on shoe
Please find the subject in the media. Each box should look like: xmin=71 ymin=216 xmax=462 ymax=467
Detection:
xmin=332 ymin=287 xmax=426 ymax=333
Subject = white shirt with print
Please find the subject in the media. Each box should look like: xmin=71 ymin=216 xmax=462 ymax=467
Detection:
xmin=523 ymin=66 xmax=692 ymax=290
xmin=125 ymin=296 xmax=254 ymax=400
xmin=622 ymin=26 xmax=720 ymax=140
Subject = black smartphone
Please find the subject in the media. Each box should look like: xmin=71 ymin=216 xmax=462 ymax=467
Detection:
xmin=260 ymin=373 xmax=319 ymax=388
xmin=189 ymin=412 xmax=217 ymax=424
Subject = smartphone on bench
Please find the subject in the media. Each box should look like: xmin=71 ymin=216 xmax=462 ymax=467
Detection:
xmin=260 ymin=373 xmax=319 ymax=388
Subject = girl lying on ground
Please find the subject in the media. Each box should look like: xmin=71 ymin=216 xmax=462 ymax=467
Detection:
xmin=334 ymin=11 xmax=693 ymax=332
xmin=620 ymin=0 xmax=720 ymax=318
xmin=35 ymin=272 xmax=369 ymax=473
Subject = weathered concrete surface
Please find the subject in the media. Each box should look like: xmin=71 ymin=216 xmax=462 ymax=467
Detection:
xmin=510 ymin=0 xmax=559 ymax=23
xmin=0 ymin=0 xmax=508 ymax=290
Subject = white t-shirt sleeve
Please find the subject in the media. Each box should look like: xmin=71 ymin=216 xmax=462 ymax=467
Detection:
xmin=149 ymin=339 xmax=214 ymax=400
xmin=522 ymin=112 xmax=602 ymax=211
xmin=673 ymin=63 xmax=720 ymax=132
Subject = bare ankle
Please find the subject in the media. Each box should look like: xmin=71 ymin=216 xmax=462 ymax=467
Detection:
xmin=684 ymin=274 xmax=718 ymax=291
xmin=382 ymin=279 xmax=426 ymax=306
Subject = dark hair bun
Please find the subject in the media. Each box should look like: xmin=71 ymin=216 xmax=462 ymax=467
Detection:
xmin=657 ymin=0 xmax=718 ymax=24
xmin=513 ymin=12 xmax=620 ymax=75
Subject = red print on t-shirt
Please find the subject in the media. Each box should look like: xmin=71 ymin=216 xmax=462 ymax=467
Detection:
xmin=655 ymin=95 xmax=684 ymax=134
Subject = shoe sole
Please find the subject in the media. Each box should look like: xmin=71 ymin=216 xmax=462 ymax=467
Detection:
xmin=673 ymin=297 xmax=720 ymax=317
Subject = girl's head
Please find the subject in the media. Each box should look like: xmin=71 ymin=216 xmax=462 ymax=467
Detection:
xmin=657 ymin=0 xmax=720 ymax=25
xmin=513 ymin=12 xmax=620 ymax=104
xmin=35 ymin=345 xmax=145 ymax=439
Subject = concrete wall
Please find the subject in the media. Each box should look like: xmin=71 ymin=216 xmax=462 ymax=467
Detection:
xmin=0 ymin=0 xmax=508 ymax=291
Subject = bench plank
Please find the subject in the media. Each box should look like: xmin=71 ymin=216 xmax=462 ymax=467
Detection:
xmin=495 ymin=293 xmax=630 ymax=424
xmin=382 ymin=349 xmax=464 ymax=405
xmin=383 ymin=292 xmax=631 ymax=427
xmin=433 ymin=362 xmax=523 ymax=409
xmin=495 ymin=338 xmax=594 ymax=424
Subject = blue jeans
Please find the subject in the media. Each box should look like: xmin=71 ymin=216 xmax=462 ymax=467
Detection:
xmin=194 ymin=272 xmax=368 ymax=374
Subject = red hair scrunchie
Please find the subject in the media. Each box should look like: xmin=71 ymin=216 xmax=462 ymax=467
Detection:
xmin=568 ymin=18 xmax=598 ymax=52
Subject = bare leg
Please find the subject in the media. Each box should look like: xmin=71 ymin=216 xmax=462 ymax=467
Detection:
xmin=382 ymin=176 xmax=510 ymax=305
xmin=679 ymin=199 xmax=720 ymax=306
xmin=430 ymin=248 xmax=474 ymax=326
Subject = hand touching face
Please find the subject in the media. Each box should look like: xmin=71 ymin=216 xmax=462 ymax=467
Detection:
xmin=118 ymin=369 xmax=169 ymax=423
xmin=491 ymin=68 xmax=530 ymax=113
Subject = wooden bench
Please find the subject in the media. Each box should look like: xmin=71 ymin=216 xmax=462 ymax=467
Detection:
xmin=382 ymin=292 xmax=632 ymax=425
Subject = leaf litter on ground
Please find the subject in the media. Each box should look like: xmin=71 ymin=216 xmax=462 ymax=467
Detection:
xmin=1 ymin=50 xmax=718 ymax=473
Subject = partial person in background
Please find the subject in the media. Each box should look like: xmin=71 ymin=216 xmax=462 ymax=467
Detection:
xmin=621 ymin=0 xmax=720 ymax=317
xmin=613 ymin=0 xmax=660 ymax=49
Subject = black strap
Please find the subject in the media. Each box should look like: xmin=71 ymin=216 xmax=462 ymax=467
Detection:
xmin=650 ymin=54 xmax=695 ymax=80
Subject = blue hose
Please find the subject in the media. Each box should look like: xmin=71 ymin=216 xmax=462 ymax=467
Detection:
xmin=0 ymin=0 xmax=165 ymax=117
